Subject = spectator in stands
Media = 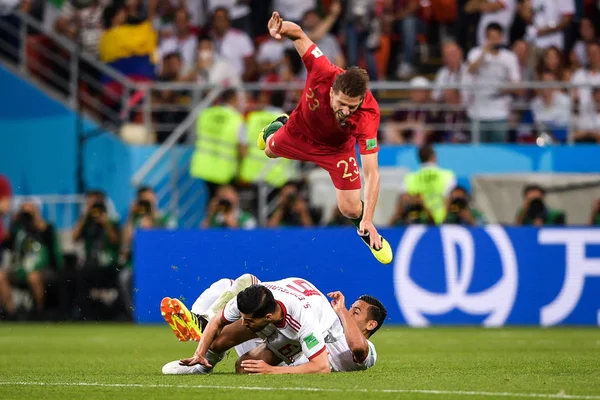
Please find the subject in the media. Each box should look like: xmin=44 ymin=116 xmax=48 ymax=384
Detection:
xmin=153 ymin=52 xmax=190 ymax=143
xmin=0 ymin=200 xmax=62 ymax=319
xmin=343 ymin=0 xmax=381 ymax=80
xmin=0 ymin=174 xmax=11 ymax=244
xmin=158 ymin=8 xmax=198 ymax=76
xmin=445 ymin=186 xmax=486 ymax=225
xmin=436 ymin=88 xmax=470 ymax=143
xmin=574 ymin=86 xmax=600 ymax=143
xmin=208 ymin=0 xmax=253 ymax=35
xmin=210 ymin=7 xmax=256 ymax=81
xmin=432 ymin=41 xmax=468 ymax=104
xmin=570 ymin=16 xmax=597 ymax=69
xmin=512 ymin=39 xmax=535 ymax=82
xmin=256 ymin=36 xmax=286 ymax=77
xmin=385 ymin=76 xmax=437 ymax=145
xmin=296 ymin=3 xmax=345 ymax=69
xmin=99 ymin=0 xmax=158 ymax=109
xmin=389 ymin=0 xmax=419 ymax=79
xmin=201 ymin=185 xmax=256 ymax=229
xmin=388 ymin=193 xmax=434 ymax=226
xmin=571 ymin=41 xmax=600 ymax=112
xmin=273 ymin=0 xmax=316 ymax=24
xmin=530 ymin=70 xmax=572 ymax=142
xmin=515 ymin=184 xmax=565 ymax=226
xmin=267 ymin=183 xmax=313 ymax=227
xmin=465 ymin=0 xmax=516 ymax=47
xmin=120 ymin=186 xmax=176 ymax=318
xmin=466 ymin=22 xmax=521 ymax=142
xmin=589 ymin=198 xmax=600 ymax=225
xmin=535 ymin=46 xmax=571 ymax=82
xmin=184 ymin=36 xmax=241 ymax=88
xmin=71 ymin=190 xmax=120 ymax=320
xmin=259 ymin=48 xmax=305 ymax=114
xmin=55 ymin=0 xmax=111 ymax=57
xmin=519 ymin=0 xmax=575 ymax=53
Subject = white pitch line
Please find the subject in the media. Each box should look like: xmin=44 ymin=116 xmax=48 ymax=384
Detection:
xmin=0 ymin=381 xmax=599 ymax=399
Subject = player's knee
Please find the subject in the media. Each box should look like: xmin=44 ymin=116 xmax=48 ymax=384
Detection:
xmin=338 ymin=201 xmax=361 ymax=219
xmin=265 ymin=147 xmax=278 ymax=159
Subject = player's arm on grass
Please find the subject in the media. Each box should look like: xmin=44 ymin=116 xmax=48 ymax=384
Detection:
xmin=268 ymin=11 xmax=314 ymax=57
xmin=241 ymin=341 xmax=330 ymax=374
xmin=180 ymin=300 xmax=237 ymax=367
xmin=328 ymin=291 xmax=369 ymax=362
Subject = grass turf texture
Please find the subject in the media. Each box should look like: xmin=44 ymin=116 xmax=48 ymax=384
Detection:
xmin=0 ymin=324 xmax=598 ymax=400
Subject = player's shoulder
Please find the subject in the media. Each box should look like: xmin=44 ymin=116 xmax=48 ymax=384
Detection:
xmin=354 ymin=90 xmax=380 ymax=125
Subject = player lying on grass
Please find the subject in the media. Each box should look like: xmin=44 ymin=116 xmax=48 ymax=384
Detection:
xmin=161 ymin=274 xmax=386 ymax=374
xmin=256 ymin=11 xmax=393 ymax=265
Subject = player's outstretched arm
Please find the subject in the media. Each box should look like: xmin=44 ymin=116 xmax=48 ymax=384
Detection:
xmin=241 ymin=348 xmax=331 ymax=374
xmin=180 ymin=315 xmax=228 ymax=367
xmin=329 ymin=291 xmax=370 ymax=363
xmin=268 ymin=11 xmax=314 ymax=57
xmin=359 ymin=152 xmax=383 ymax=249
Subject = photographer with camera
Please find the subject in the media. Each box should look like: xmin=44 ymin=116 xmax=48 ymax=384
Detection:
xmin=515 ymin=184 xmax=566 ymax=226
xmin=267 ymin=182 xmax=313 ymax=227
xmin=120 ymin=186 xmax=176 ymax=319
xmin=71 ymin=190 xmax=120 ymax=320
xmin=445 ymin=186 xmax=486 ymax=225
xmin=201 ymin=185 xmax=256 ymax=229
xmin=72 ymin=190 xmax=119 ymax=268
xmin=389 ymin=193 xmax=435 ymax=226
xmin=0 ymin=200 xmax=62 ymax=320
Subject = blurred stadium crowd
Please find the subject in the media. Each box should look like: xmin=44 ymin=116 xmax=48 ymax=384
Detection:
xmin=0 ymin=0 xmax=599 ymax=143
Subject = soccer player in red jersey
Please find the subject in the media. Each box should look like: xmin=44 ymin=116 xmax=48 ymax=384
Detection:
xmin=257 ymin=12 xmax=393 ymax=265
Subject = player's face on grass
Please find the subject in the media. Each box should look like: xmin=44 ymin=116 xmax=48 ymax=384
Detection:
xmin=240 ymin=312 xmax=270 ymax=332
xmin=330 ymin=88 xmax=363 ymax=124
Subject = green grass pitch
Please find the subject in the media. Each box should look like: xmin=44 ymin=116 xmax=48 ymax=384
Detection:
xmin=0 ymin=324 xmax=598 ymax=400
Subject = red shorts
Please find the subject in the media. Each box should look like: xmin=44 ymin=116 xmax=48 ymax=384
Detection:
xmin=268 ymin=125 xmax=361 ymax=190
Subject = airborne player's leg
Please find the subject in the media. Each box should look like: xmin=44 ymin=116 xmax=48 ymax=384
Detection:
xmin=257 ymin=114 xmax=289 ymax=151
xmin=161 ymin=274 xmax=258 ymax=342
xmin=312 ymin=151 xmax=392 ymax=264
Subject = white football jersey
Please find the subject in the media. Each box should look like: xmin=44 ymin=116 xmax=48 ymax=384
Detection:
xmin=222 ymin=277 xmax=343 ymax=362
xmin=292 ymin=336 xmax=377 ymax=372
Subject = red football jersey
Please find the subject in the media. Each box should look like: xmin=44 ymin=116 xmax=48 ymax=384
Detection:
xmin=285 ymin=43 xmax=380 ymax=155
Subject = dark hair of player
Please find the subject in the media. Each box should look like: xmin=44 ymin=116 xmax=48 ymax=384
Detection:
xmin=237 ymin=285 xmax=278 ymax=318
xmin=418 ymin=144 xmax=435 ymax=164
xmin=332 ymin=66 xmax=369 ymax=99
xmin=358 ymin=295 xmax=387 ymax=337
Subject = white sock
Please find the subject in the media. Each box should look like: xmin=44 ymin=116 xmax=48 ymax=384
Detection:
xmin=206 ymin=274 xmax=256 ymax=320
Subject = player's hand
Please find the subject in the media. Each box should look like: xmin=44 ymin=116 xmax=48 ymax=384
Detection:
xmin=179 ymin=354 xmax=212 ymax=368
xmin=268 ymin=11 xmax=284 ymax=40
xmin=328 ymin=291 xmax=346 ymax=313
xmin=359 ymin=220 xmax=382 ymax=250
xmin=240 ymin=359 xmax=274 ymax=374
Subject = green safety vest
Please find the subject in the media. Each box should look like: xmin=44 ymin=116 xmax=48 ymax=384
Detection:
xmin=190 ymin=105 xmax=243 ymax=184
xmin=405 ymin=165 xmax=455 ymax=225
xmin=239 ymin=110 xmax=293 ymax=188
